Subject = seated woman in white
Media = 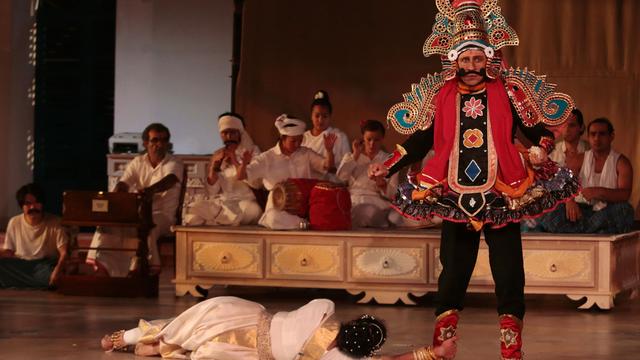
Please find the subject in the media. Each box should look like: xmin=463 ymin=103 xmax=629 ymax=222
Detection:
xmin=183 ymin=113 xmax=262 ymax=226
xmin=238 ymin=114 xmax=336 ymax=230
xmin=302 ymin=90 xmax=351 ymax=182
xmin=100 ymin=295 xmax=457 ymax=360
xmin=337 ymin=120 xmax=437 ymax=229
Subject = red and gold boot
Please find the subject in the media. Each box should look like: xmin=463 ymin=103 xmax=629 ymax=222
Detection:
xmin=499 ymin=314 xmax=523 ymax=360
xmin=432 ymin=309 xmax=459 ymax=349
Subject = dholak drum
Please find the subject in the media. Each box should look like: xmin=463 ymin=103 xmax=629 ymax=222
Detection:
xmin=309 ymin=182 xmax=351 ymax=230
xmin=272 ymin=178 xmax=319 ymax=218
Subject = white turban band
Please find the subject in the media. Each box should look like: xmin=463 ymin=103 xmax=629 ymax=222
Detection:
xmin=218 ymin=115 xmax=244 ymax=132
xmin=274 ymin=114 xmax=306 ymax=136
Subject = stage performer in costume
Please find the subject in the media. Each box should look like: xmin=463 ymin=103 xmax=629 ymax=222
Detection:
xmin=100 ymin=296 xmax=458 ymax=360
xmin=369 ymin=1 xmax=578 ymax=359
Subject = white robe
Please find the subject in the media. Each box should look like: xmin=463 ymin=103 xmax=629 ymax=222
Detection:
xmin=246 ymin=145 xmax=325 ymax=230
xmin=549 ymin=139 xmax=588 ymax=166
xmin=124 ymin=297 xmax=362 ymax=360
xmin=183 ymin=145 xmax=262 ymax=226
xmin=302 ymin=127 xmax=350 ymax=183
xmin=337 ymin=151 xmax=440 ymax=228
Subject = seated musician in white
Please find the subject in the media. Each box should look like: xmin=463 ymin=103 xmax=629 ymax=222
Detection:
xmin=337 ymin=120 xmax=438 ymax=228
xmin=183 ymin=113 xmax=262 ymax=226
xmin=237 ymin=114 xmax=336 ymax=230
xmin=538 ymin=118 xmax=634 ymax=233
xmin=87 ymin=123 xmax=184 ymax=276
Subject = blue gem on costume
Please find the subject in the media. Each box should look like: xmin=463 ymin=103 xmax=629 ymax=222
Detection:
xmin=465 ymin=160 xmax=481 ymax=182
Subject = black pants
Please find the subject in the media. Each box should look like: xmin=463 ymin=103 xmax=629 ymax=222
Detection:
xmin=435 ymin=221 xmax=525 ymax=319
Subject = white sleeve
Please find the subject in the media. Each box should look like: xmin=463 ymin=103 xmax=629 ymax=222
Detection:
xmin=309 ymin=149 xmax=326 ymax=174
xmin=246 ymin=153 xmax=267 ymax=185
xmin=334 ymin=131 xmax=351 ymax=167
xmin=3 ymin=218 xmax=17 ymax=251
xmin=119 ymin=157 xmax=139 ymax=189
xmin=164 ymin=158 xmax=184 ymax=182
xmin=336 ymin=153 xmax=356 ymax=182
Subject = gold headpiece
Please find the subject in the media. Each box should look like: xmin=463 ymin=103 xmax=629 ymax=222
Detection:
xmin=423 ymin=0 xmax=518 ymax=61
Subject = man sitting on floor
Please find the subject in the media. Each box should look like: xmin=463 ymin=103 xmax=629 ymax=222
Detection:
xmin=183 ymin=112 xmax=262 ymax=226
xmin=238 ymin=114 xmax=336 ymax=230
xmin=0 ymin=183 xmax=68 ymax=289
xmin=538 ymin=118 xmax=634 ymax=233
xmin=87 ymin=123 xmax=184 ymax=276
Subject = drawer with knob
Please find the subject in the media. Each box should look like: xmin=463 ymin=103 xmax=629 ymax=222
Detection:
xmin=267 ymin=241 xmax=343 ymax=281
xmin=190 ymin=239 xmax=263 ymax=278
xmin=348 ymin=244 xmax=426 ymax=284
xmin=522 ymin=247 xmax=596 ymax=287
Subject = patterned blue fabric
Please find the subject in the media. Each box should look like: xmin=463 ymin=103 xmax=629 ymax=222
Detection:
xmin=537 ymin=202 xmax=634 ymax=234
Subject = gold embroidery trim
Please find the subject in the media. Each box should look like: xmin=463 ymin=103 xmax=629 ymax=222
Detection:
xmin=297 ymin=317 xmax=340 ymax=360
xmin=257 ymin=312 xmax=275 ymax=360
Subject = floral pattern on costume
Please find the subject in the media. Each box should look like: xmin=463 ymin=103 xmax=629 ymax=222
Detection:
xmin=462 ymin=97 xmax=485 ymax=119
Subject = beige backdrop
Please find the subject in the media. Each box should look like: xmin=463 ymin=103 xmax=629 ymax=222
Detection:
xmin=236 ymin=0 xmax=640 ymax=206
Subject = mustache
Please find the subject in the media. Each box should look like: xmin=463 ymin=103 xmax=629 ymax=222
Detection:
xmin=224 ymin=140 xmax=239 ymax=146
xmin=457 ymin=68 xmax=487 ymax=78
xmin=27 ymin=208 xmax=42 ymax=215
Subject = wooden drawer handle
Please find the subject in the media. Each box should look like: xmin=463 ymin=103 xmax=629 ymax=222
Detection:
xmin=382 ymin=260 xmax=390 ymax=269
xmin=550 ymin=264 xmax=557 ymax=272
xmin=300 ymin=258 xmax=308 ymax=266
xmin=220 ymin=253 xmax=231 ymax=264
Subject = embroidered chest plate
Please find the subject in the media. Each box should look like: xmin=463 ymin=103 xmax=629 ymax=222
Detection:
xmin=448 ymin=91 xmax=498 ymax=216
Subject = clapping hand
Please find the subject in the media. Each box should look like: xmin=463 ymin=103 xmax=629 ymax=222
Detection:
xmin=324 ymin=133 xmax=337 ymax=152
xmin=352 ymin=139 xmax=364 ymax=160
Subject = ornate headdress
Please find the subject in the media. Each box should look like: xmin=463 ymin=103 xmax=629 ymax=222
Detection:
xmin=424 ymin=0 xmax=518 ymax=59
xmin=424 ymin=0 xmax=518 ymax=80
xmin=386 ymin=0 xmax=575 ymax=135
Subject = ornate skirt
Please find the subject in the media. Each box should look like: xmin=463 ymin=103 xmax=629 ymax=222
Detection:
xmin=392 ymin=165 xmax=580 ymax=229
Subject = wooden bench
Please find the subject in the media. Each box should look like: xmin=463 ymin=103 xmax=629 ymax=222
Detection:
xmin=175 ymin=226 xmax=638 ymax=309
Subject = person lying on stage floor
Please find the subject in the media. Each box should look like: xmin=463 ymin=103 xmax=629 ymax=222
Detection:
xmin=237 ymin=114 xmax=336 ymax=230
xmin=0 ymin=183 xmax=68 ymax=289
xmin=87 ymin=123 xmax=184 ymax=276
xmin=336 ymin=120 xmax=439 ymax=229
xmin=100 ymin=296 xmax=458 ymax=360
xmin=537 ymin=117 xmax=634 ymax=233
xmin=183 ymin=112 xmax=263 ymax=226
xmin=303 ymin=90 xmax=351 ymax=182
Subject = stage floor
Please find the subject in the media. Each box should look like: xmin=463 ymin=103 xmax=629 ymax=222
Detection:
xmin=1 ymin=271 xmax=638 ymax=359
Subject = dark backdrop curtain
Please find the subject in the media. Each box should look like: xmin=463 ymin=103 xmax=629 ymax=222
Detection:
xmin=236 ymin=0 xmax=640 ymax=206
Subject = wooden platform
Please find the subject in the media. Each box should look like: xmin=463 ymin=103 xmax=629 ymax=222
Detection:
xmin=172 ymin=226 xmax=640 ymax=309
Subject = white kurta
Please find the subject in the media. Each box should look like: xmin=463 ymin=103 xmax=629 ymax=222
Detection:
xmin=549 ymin=139 xmax=588 ymax=166
xmin=336 ymin=151 xmax=397 ymax=228
xmin=302 ymin=127 xmax=350 ymax=182
xmin=3 ymin=213 xmax=68 ymax=260
xmin=87 ymin=153 xmax=184 ymax=276
xmin=183 ymin=145 xmax=262 ymax=226
xmin=124 ymin=297 xmax=362 ymax=360
xmin=246 ymin=145 xmax=325 ymax=229
xmin=337 ymin=151 xmax=439 ymax=228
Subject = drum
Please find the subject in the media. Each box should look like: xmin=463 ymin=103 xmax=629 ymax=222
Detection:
xmin=309 ymin=182 xmax=352 ymax=230
xmin=271 ymin=178 xmax=319 ymax=218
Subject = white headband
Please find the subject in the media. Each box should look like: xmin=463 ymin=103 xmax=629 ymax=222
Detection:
xmin=274 ymin=114 xmax=306 ymax=136
xmin=218 ymin=115 xmax=244 ymax=133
